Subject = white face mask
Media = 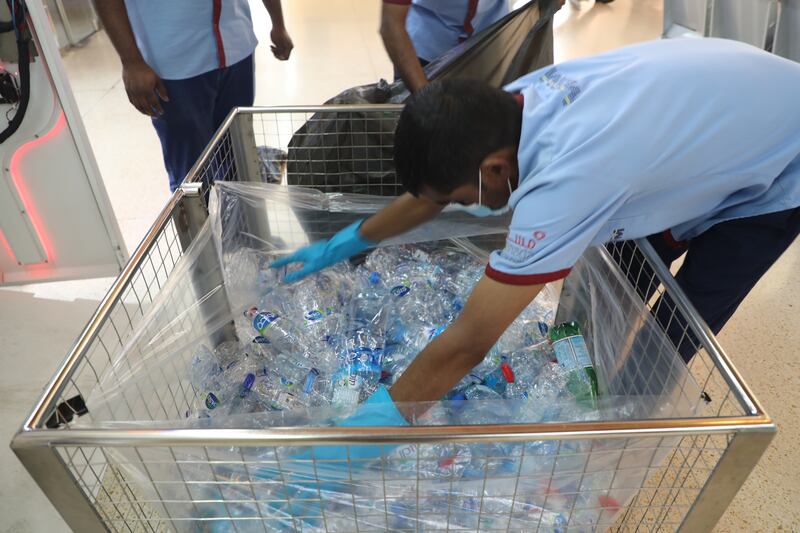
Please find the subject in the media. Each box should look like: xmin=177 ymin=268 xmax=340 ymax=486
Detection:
xmin=456 ymin=169 xmax=513 ymax=217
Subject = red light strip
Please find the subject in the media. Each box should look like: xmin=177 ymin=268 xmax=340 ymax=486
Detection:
xmin=0 ymin=228 xmax=17 ymax=263
xmin=7 ymin=111 xmax=66 ymax=264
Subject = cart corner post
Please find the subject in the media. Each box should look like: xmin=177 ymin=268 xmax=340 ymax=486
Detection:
xmin=678 ymin=425 xmax=776 ymax=532
xmin=11 ymin=434 xmax=108 ymax=533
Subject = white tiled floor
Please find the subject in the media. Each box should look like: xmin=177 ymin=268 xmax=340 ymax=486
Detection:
xmin=1 ymin=0 xmax=798 ymax=531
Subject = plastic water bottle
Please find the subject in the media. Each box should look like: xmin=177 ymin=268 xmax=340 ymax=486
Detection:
xmin=213 ymin=340 xmax=243 ymax=370
xmin=290 ymin=276 xmax=339 ymax=339
xmin=463 ymin=384 xmax=503 ymax=401
xmin=252 ymin=351 xmax=325 ymax=410
xmin=352 ymin=270 xmax=388 ymax=324
xmin=189 ymin=345 xmax=222 ymax=390
xmin=380 ymin=345 xmax=416 ymax=385
xmin=246 ymin=307 xmax=296 ymax=351
xmin=550 ymin=321 xmax=598 ymax=408
xmin=481 ymin=357 xmax=515 ymax=396
xmin=330 ymin=365 xmax=367 ymax=409
xmin=243 ymin=307 xmax=334 ymax=371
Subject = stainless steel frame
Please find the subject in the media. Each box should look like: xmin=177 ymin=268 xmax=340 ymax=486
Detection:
xmin=12 ymin=106 xmax=776 ymax=532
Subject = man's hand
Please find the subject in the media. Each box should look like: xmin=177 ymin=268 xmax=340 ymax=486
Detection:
xmin=270 ymin=26 xmax=294 ymax=60
xmin=256 ymin=386 xmax=408 ymax=527
xmin=122 ymin=60 xmax=169 ymax=117
xmin=271 ymin=220 xmax=374 ymax=283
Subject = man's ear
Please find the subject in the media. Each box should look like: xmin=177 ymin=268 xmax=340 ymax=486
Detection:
xmin=480 ymin=148 xmax=516 ymax=186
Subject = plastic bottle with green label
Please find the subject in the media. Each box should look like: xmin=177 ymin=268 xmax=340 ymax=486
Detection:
xmin=549 ymin=321 xmax=598 ymax=408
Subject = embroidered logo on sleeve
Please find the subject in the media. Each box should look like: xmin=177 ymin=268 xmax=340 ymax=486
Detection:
xmin=508 ymin=230 xmax=547 ymax=249
xmin=503 ymin=230 xmax=548 ymax=262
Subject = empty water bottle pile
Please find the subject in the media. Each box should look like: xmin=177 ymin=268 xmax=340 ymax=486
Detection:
xmin=186 ymin=244 xmax=598 ymax=422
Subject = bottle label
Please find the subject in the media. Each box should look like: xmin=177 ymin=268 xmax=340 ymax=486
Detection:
xmin=392 ymin=443 xmax=418 ymax=460
xmin=304 ymin=309 xmax=324 ymax=322
xmin=391 ymin=284 xmax=411 ymax=298
xmin=253 ymin=336 xmax=270 ymax=344
xmin=253 ymin=311 xmax=278 ymax=334
xmin=270 ymin=391 xmax=295 ymax=410
xmin=205 ymin=392 xmax=219 ymax=410
xmin=302 ymin=369 xmax=319 ymax=394
xmin=537 ymin=321 xmax=549 ymax=337
xmin=427 ymin=325 xmax=446 ymax=341
xmin=552 ymin=335 xmax=592 ymax=372
xmin=303 ymin=307 xmax=333 ymax=325
xmin=332 ymin=372 xmax=362 ymax=408
xmin=341 ymin=348 xmax=382 ymax=373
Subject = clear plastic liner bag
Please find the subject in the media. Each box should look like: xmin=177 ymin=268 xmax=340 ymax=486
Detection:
xmin=82 ymin=179 xmax=703 ymax=532
xmin=99 ymin=396 xmax=667 ymax=533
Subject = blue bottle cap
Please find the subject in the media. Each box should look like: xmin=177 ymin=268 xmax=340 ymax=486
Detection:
xmin=242 ymin=373 xmax=256 ymax=391
xmin=369 ymin=271 xmax=380 ymax=285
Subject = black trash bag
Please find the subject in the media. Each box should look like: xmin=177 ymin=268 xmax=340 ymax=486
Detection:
xmin=282 ymin=79 xmax=405 ymax=197
xmin=283 ymin=0 xmax=560 ymax=197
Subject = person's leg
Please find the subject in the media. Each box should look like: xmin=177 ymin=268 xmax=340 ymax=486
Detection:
xmin=213 ymin=54 xmax=255 ymax=129
xmin=199 ymin=54 xmax=256 ymax=185
xmin=152 ymin=72 xmax=219 ymax=191
xmin=655 ymin=208 xmax=800 ymax=362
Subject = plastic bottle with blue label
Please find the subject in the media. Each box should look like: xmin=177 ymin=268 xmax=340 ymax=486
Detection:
xmin=253 ymin=362 xmax=323 ymax=411
xmin=243 ymin=306 xmax=334 ymax=372
xmin=352 ymin=270 xmax=389 ymax=324
xmin=289 ymin=275 xmax=341 ymax=343
xmin=189 ymin=344 xmax=222 ymax=391
xmin=267 ymin=350 xmax=325 ymax=402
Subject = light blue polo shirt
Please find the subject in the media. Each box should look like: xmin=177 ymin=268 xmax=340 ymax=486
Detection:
xmin=486 ymin=38 xmax=800 ymax=285
xmin=387 ymin=0 xmax=509 ymax=62
xmin=124 ymin=0 xmax=258 ymax=80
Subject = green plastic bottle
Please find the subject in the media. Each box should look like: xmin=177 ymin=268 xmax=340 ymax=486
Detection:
xmin=549 ymin=321 xmax=598 ymax=408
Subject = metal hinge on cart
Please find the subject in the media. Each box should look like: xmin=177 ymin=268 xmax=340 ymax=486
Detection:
xmin=45 ymin=394 xmax=88 ymax=428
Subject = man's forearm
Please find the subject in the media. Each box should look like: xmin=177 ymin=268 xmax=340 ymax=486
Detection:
xmin=360 ymin=192 xmax=443 ymax=242
xmin=380 ymin=6 xmax=427 ymax=92
xmin=389 ymin=276 xmax=546 ymax=421
xmin=263 ymin=0 xmax=286 ymax=28
xmin=94 ymin=0 xmax=144 ymax=65
xmin=390 ymin=321 xmax=487 ymax=420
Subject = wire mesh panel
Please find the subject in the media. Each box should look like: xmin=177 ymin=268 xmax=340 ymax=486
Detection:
xmin=247 ymin=106 xmax=403 ymax=195
xmin=13 ymin=107 xmax=774 ymax=533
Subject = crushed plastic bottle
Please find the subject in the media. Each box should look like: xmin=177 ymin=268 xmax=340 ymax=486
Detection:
xmin=481 ymin=357 xmax=515 ymax=396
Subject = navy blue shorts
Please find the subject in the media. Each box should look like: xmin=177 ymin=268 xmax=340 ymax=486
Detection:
xmin=616 ymin=207 xmax=800 ymax=362
xmin=152 ymin=55 xmax=255 ymax=191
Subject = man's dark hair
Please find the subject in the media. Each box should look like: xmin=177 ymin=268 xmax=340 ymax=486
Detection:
xmin=394 ymin=79 xmax=522 ymax=196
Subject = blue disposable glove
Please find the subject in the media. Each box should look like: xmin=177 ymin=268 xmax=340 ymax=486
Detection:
xmin=270 ymin=220 xmax=375 ymax=283
xmin=256 ymin=386 xmax=408 ymax=528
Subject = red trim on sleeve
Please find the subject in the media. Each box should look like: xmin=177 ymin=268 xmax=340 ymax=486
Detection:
xmin=662 ymin=229 xmax=687 ymax=250
xmin=383 ymin=0 xmax=412 ymax=3
xmin=462 ymin=0 xmax=479 ymax=38
xmin=485 ymin=264 xmax=572 ymax=285
xmin=212 ymin=0 xmax=226 ymax=68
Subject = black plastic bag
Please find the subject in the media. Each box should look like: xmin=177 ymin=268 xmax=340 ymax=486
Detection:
xmin=284 ymin=0 xmax=560 ymax=196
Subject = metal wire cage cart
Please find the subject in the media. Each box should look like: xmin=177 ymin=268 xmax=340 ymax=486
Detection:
xmin=12 ymin=106 xmax=776 ymax=533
